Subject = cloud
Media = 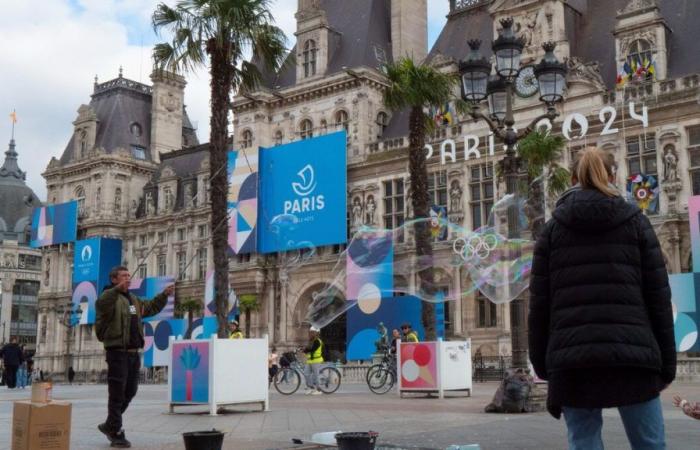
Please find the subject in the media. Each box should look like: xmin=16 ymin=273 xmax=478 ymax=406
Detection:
xmin=0 ymin=0 xmax=446 ymax=200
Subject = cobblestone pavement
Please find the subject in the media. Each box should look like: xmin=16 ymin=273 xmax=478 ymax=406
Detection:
xmin=2 ymin=382 xmax=700 ymax=449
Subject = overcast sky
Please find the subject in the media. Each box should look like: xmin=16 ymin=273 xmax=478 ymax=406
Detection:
xmin=0 ymin=0 xmax=450 ymax=200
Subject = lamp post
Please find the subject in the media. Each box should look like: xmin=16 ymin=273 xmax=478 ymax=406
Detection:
xmin=56 ymin=302 xmax=82 ymax=381
xmin=459 ymin=18 xmax=567 ymax=369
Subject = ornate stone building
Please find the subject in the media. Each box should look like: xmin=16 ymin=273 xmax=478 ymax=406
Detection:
xmin=36 ymin=0 xmax=700 ymax=373
xmin=0 ymin=137 xmax=42 ymax=350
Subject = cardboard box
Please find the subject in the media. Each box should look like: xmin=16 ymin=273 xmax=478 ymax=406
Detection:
xmin=30 ymin=383 xmax=52 ymax=403
xmin=12 ymin=401 xmax=71 ymax=450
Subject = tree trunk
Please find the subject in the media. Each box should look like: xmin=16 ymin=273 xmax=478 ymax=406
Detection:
xmin=208 ymin=39 xmax=234 ymax=338
xmin=408 ymin=107 xmax=436 ymax=340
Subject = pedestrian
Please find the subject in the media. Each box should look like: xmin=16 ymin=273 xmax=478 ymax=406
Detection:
xmin=268 ymin=346 xmax=279 ymax=383
xmin=39 ymin=368 xmax=44 ymax=381
xmin=390 ymin=329 xmax=400 ymax=355
xmin=95 ymin=265 xmax=174 ymax=448
xmin=17 ymin=360 xmax=27 ymax=389
xmin=228 ymin=320 xmax=244 ymax=339
xmin=0 ymin=337 xmax=24 ymax=389
xmin=303 ymin=326 xmax=324 ymax=395
xmin=528 ymin=147 xmax=676 ymax=450
xmin=68 ymin=366 xmax=76 ymax=385
xmin=400 ymin=323 xmax=419 ymax=343
xmin=673 ymin=395 xmax=700 ymax=420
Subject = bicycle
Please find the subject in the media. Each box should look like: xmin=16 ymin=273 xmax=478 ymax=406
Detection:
xmin=366 ymin=345 xmax=397 ymax=395
xmin=273 ymin=349 xmax=341 ymax=395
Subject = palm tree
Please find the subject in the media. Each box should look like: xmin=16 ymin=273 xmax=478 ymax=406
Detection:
xmin=152 ymin=0 xmax=287 ymax=337
xmin=516 ymin=130 xmax=570 ymax=239
xmin=238 ymin=294 xmax=260 ymax=337
xmin=175 ymin=297 xmax=203 ymax=331
xmin=383 ymin=58 xmax=466 ymax=340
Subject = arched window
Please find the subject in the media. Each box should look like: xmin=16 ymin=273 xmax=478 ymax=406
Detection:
xmin=300 ymin=119 xmax=313 ymax=140
xmin=241 ymin=129 xmax=253 ymax=149
xmin=274 ymin=130 xmax=283 ymax=146
xmin=303 ymin=39 xmax=317 ymax=77
xmin=376 ymin=111 xmax=389 ymax=137
xmin=335 ymin=110 xmax=349 ymax=132
xmin=627 ymin=39 xmax=652 ymax=68
xmin=75 ymin=185 xmax=86 ymax=217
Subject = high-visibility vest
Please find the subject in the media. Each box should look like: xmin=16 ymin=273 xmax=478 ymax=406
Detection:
xmin=405 ymin=331 xmax=419 ymax=343
xmin=307 ymin=338 xmax=324 ymax=364
xmin=229 ymin=330 xmax=244 ymax=339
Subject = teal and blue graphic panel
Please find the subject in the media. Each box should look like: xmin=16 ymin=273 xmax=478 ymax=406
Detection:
xmin=258 ymin=131 xmax=347 ymax=253
xmin=144 ymin=319 xmax=188 ymax=367
xmin=30 ymin=201 xmax=78 ymax=247
xmin=72 ymin=238 xmax=122 ymax=325
xmin=227 ymin=150 xmax=258 ymax=255
xmin=130 ymin=276 xmax=175 ymax=321
xmin=346 ymin=296 xmax=424 ymax=361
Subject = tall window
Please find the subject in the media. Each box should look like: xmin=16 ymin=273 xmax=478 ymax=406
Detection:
xmin=75 ymin=186 xmax=86 ymax=218
xmin=300 ymin=119 xmax=313 ymax=140
xmin=39 ymin=314 xmax=47 ymax=343
xmin=476 ymin=294 xmax=497 ymax=328
xmin=139 ymin=234 xmax=147 ymax=247
xmin=197 ymin=247 xmax=207 ymax=280
xmin=376 ymin=112 xmax=389 ymax=137
xmin=428 ymin=171 xmax=448 ymax=208
xmin=157 ymin=254 xmax=167 ymax=277
xmin=303 ymin=39 xmax=317 ymax=77
xmin=626 ymin=134 xmax=657 ymax=176
xmin=627 ymin=39 xmax=652 ymax=67
xmin=383 ymin=179 xmax=405 ymax=243
xmin=157 ymin=231 xmax=166 ymax=243
xmin=241 ymin=129 xmax=253 ymax=149
xmin=177 ymin=251 xmax=187 ymax=281
xmin=335 ymin=110 xmax=349 ymax=132
xmin=177 ymin=228 xmax=187 ymax=241
xmin=138 ymin=264 xmax=147 ymax=279
xmin=198 ymin=224 xmax=209 ymax=238
xmin=689 ymin=126 xmax=700 ymax=195
xmin=274 ymin=130 xmax=283 ymax=146
xmin=469 ymin=163 xmax=495 ymax=230
xmin=114 ymin=187 xmax=122 ymax=214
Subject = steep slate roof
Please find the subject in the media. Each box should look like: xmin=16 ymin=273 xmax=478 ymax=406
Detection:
xmin=0 ymin=139 xmax=41 ymax=242
xmin=258 ymin=0 xmax=393 ymax=90
xmin=153 ymin=143 xmax=209 ymax=183
xmin=59 ymin=76 xmax=199 ymax=165
xmin=427 ymin=0 xmax=700 ymax=90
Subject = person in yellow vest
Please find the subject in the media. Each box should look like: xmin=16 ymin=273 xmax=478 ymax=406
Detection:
xmin=401 ymin=323 xmax=419 ymax=342
xmin=303 ymin=326 xmax=324 ymax=395
xmin=228 ymin=320 xmax=244 ymax=339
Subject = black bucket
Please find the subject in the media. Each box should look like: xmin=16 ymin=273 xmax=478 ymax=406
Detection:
xmin=335 ymin=431 xmax=379 ymax=450
xmin=182 ymin=429 xmax=224 ymax=450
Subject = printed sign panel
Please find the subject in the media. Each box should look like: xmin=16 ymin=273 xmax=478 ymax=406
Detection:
xmin=72 ymin=238 xmax=122 ymax=325
xmin=258 ymin=131 xmax=347 ymax=253
xmin=171 ymin=341 xmax=210 ymax=403
xmin=228 ymin=150 xmax=258 ymax=255
xmin=130 ymin=276 xmax=176 ymax=322
xmin=30 ymin=201 xmax=78 ymax=248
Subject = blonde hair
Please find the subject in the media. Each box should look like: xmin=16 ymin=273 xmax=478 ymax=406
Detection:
xmin=572 ymin=147 xmax=618 ymax=197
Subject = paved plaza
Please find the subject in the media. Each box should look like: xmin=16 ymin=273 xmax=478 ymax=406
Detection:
xmin=2 ymin=381 xmax=700 ymax=449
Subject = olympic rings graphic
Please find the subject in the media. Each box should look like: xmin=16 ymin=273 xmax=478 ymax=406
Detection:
xmin=453 ymin=233 xmax=499 ymax=262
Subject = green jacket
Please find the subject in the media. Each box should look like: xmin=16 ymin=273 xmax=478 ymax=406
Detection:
xmin=95 ymin=286 xmax=168 ymax=350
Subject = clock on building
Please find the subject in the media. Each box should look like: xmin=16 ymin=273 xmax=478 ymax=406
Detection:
xmin=515 ymin=66 xmax=539 ymax=98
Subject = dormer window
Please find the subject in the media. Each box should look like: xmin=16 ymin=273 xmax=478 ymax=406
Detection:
xmin=300 ymin=119 xmax=313 ymax=140
xmin=335 ymin=110 xmax=349 ymax=132
xmin=130 ymin=122 xmax=142 ymax=138
xmin=376 ymin=112 xmax=389 ymax=137
xmin=627 ymin=39 xmax=653 ymax=67
xmin=241 ymin=129 xmax=253 ymax=149
xmin=303 ymin=40 xmax=317 ymax=78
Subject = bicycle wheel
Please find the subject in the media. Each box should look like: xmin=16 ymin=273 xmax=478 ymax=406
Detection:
xmin=274 ymin=368 xmax=301 ymax=395
xmin=365 ymin=364 xmax=384 ymax=383
xmin=368 ymin=368 xmax=395 ymax=395
xmin=317 ymin=366 xmax=341 ymax=394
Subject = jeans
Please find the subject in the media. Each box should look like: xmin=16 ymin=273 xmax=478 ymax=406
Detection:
xmin=304 ymin=363 xmax=322 ymax=390
xmin=563 ymin=396 xmax=665 ymax=450
xmin=105 ymin=350 xmax=140 ymax=433
xmin=17 ymin=368 xmax=27 ymax=388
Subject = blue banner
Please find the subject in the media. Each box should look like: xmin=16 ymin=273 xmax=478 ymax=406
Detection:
xmin=72 ymin=238 xmax=122 ymax=325
xmin=30 ymin=201 xmax=78 ymax=248
xmin=258 ymin=131 xmax=347 ymax=253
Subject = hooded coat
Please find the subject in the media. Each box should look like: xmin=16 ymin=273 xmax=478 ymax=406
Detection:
xmin=528 ymin=189 xmax=676 ymax=418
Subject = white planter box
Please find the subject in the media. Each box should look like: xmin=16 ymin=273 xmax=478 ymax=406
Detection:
xmin=397 ymin=339 xmax=472 ymax=398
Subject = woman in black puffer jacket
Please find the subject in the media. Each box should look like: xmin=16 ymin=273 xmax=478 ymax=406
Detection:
xmin=528 ymin=147 xmax=675 ymax=450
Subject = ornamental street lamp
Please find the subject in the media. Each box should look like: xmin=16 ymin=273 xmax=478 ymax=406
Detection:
xmin=459 ymin=18 xmax=567 ymax=370
xmin=56 ymin=302 xmax=82 ymax=382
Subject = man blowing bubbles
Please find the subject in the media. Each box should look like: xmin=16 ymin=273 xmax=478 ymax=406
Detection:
xmin=95 ymin=266 xmax=174 ymax=448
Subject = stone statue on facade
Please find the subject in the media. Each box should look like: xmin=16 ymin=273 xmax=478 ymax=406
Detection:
xmin=44 ymin=256 xmax=50 ymax=286
xmin=114 ymin=189 xmax=122 ymax=214
xmin=374 ymin=322 xmax=389 ymax=353
xmin=130 ymin=199 xmax=138 ymax=218
xmin=663 ymin=147 xmax=679 ymax=182
xmin=365 ymin=195 xmax=376 ymax=225
xmin=184 ymin=183 xmax=194 ymax=208
xmin=146 ymin=192 xmax=155 ymax=216
xmin=449 ymin=180 xmax=463 ymax=213
xmin=352 ymin=197 xmax=363 ymax=227
xmin=95 ymin=187 xmax=102 ymax=215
